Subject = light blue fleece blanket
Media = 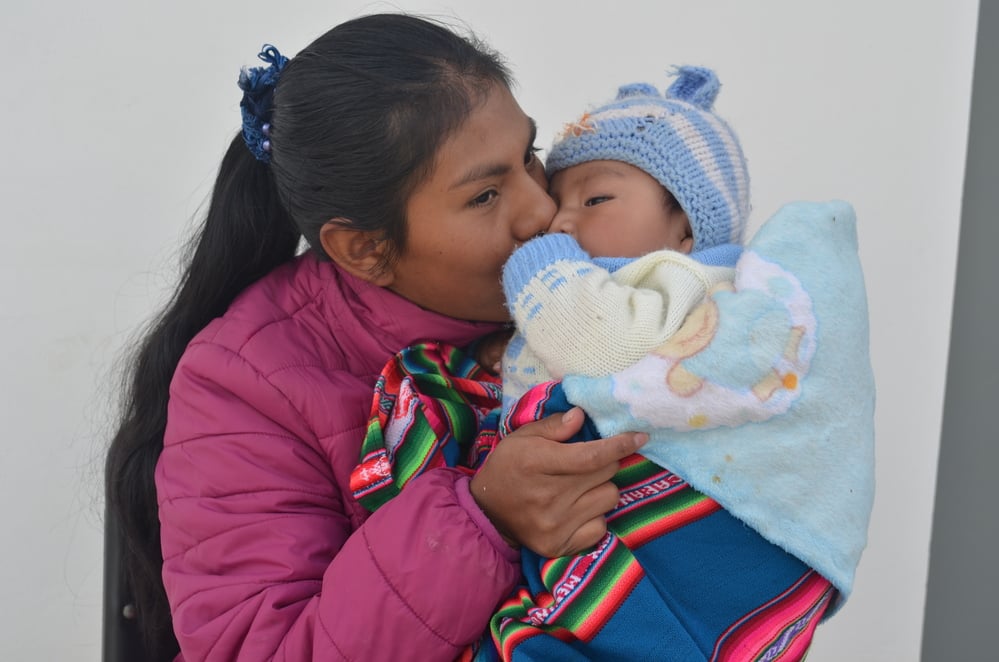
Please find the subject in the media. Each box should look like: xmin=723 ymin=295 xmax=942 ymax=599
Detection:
xmin=563 ymin=200 xmax=875 ymax=608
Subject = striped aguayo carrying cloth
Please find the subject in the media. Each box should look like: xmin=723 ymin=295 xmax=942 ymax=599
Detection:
xmin=349 ymin=342 xmax=834 ymax=662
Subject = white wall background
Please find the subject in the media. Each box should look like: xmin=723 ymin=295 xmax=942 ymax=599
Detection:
xmin=0 ymin=1 xmax=979 ymax=659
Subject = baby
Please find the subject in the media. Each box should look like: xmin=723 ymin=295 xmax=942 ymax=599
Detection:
xmin=484 ymin=65 xmax=872 ymax=661
xmin=500 ymin=66 xmax=747 ymax=415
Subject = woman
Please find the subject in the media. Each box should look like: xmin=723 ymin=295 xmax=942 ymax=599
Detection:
xmin=105 ymin=13 xmax=646 ymax=661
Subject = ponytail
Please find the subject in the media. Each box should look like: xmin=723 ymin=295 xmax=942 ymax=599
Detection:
xmin=105 ymin=134 xmax=300 ymax=657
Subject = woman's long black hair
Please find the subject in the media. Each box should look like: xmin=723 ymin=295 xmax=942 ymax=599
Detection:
xmin=105 ymin=13 xmax=510 ymax=657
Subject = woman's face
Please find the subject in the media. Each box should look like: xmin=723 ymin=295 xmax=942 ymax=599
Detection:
xmin=387 ymin=84 xmax=555 ymax=322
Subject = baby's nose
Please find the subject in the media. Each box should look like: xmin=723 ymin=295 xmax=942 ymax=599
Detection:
xmin=548 ymin=208 xmax=576 ymax=236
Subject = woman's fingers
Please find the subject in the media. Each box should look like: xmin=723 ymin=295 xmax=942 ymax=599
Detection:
xmin=470 ymin=405 xmax=647 ymax=557
xmin=517 ymin=407 xmax=647 ymax=476
xmin=572 ymin=479 xmax=623 ymax=520
xmin=547 ymin=430 xmax=648 ymax=476
xmin=546 ymin=481 xmax=619 ymax=554
xmin=517 ymin=406 xmax=586 ymax=444
xmin=561 ymin=517 xmax=609 ymax=557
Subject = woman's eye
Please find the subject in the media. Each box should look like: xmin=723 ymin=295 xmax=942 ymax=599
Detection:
xmin=470 ymin=189 xmax=499 ymax=207
xmin=585 ymin=196 xmax=611 ymax=206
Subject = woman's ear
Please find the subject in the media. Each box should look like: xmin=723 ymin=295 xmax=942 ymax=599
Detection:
xmin=319 ymin=219 xmax=394 ymax=286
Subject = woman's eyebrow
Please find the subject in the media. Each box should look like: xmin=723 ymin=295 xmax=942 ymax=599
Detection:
xmin=450 ymin=162 xmax=511 ymax=190
xmin=449 ymin=117 xmax=539 ymax=191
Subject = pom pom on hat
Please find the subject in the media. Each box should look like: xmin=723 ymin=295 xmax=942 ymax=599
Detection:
xmin=546 ymin=66 xmax=750 ymax=250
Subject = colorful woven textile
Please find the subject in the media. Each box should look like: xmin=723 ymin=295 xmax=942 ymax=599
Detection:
xmin=349 ymin=342 xmax=501 ymax=512
xmin=350 ymin=343 xmax=834 ymax=661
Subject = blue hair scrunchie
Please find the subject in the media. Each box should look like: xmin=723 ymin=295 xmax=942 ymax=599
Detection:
xmin=238 ymin=44 xmax=288 ymax=163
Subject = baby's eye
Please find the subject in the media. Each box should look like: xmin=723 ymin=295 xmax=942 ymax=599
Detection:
xmin=525 ymin=145 xmax=541 ymax=167
xmin=585 ymin=196 xmax=611 ymax=206
xmin=470 ymin=189 xmax=499 ymax=207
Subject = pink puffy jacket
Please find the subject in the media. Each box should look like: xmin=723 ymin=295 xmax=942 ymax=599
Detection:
xmin=156 ymin=255 xmax=520 ymax=661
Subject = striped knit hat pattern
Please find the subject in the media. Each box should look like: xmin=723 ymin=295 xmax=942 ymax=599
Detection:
xmin=546 ymin=66 xmax=750 ymax=250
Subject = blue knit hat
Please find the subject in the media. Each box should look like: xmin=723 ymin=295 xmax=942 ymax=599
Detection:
xmin=546 ymin=66 xmax=750 ymax=250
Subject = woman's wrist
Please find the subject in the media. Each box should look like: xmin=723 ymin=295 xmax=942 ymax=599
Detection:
xmin=458 ymin=474 xmax=522 ymax=557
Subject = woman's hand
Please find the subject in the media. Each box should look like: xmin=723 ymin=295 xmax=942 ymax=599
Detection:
xmin=469 ymin=407 xmax=647 ymax=558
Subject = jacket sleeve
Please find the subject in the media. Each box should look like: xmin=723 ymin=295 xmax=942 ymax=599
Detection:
xmin=157 ymin=340 xmax=520 ymax=661
xmin=502 ymin=233 xmax=734 ymax=379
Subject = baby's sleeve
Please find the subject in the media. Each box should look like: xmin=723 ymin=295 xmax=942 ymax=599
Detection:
xmin=502 ymin=233 xmax=732 ymax=380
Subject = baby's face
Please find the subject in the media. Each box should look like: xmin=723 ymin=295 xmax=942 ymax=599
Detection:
xmin=547 ymin=160 xmax=693 ymax=258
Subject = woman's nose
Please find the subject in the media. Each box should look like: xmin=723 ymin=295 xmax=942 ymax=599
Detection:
xmin=514 ymin=177 xmax=557 ymax=240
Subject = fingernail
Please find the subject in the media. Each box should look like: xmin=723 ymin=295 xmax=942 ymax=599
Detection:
xmin=634 ymin=432 xmax=649 ymax=446
xmin=562 ymin=407 xmax=579 ymax=424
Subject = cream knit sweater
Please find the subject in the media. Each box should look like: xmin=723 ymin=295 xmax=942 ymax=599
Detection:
xmin=500 ymin=233 xmax=735 ymax=414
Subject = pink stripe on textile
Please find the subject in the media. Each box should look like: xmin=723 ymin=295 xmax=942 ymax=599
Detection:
xmin=710 ymin=570 xmax=834 ymax=661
